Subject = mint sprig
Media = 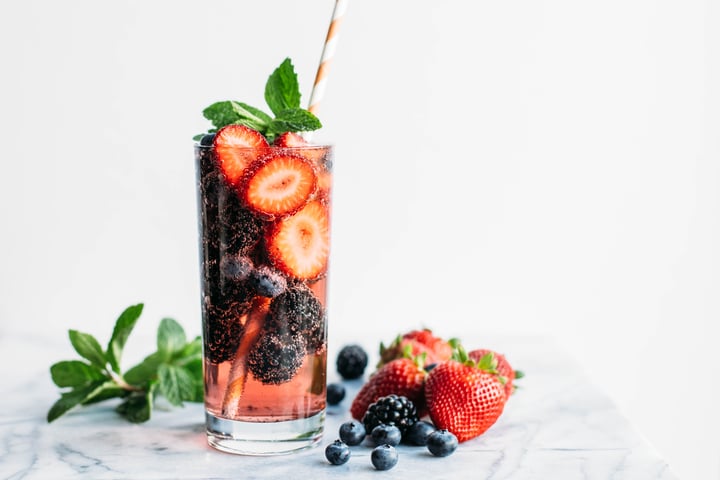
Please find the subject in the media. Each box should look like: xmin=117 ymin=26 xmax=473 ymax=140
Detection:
xmin=48 ymin=304 xmax=203 ymax=423
xmin=194 ymin=57 xmax=321 ymax=142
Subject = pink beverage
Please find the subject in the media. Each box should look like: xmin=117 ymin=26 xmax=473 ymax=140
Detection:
xmin=195 ymin=126 xmax=332 ymax=455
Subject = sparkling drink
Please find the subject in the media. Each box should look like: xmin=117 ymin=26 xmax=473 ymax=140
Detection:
xmin=195 ymin=132 xmax=332 ymax=455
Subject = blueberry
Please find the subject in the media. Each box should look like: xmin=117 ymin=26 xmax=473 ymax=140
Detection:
xmin=336 ymin=344 xmax=368 ymax=380
xmin=249 ymin=265 xmax=287 ymax=298
xmin=424 ymin=362 xmax=438 ymax=372
xmin=370 ymin=424 xmax=401 ymax=447
xmin=426 ymin=429 xmax=458 ymax=457
xmin=199 ymin=133 xmax=215 ymax=146
xmin=406 ymin=420 xmax=436 ymax=446
xmin=326 ymin=383 xmax=346 ymax=406
xmin=370 ymin=444 xmax=398 ymax=471
xmin=220 ymin=255 xmax=253 ymax=281
xmin=324 ymin=440 xmax=351 ymax=465
xmin=338 ymin=420 xmax=366 ymax=446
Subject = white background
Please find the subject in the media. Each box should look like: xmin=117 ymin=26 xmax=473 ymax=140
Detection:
xmin=1 ymin=1 xmax=718 ymax=478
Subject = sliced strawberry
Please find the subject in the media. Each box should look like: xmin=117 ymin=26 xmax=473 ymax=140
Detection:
xmin=315 ymin=170 xmax=333 ymax=204
xmin=213 ymin=124 xmax=269 ymax=185
xmin=241 ymin=153 xmax=317 ymax=217
xmin=274 ymin=132 xmax=309 ymax=148
xmin=274 ymin=132 xmax=327 ymax=165
xmin=266 ymin=200 xmax=330 ymax=280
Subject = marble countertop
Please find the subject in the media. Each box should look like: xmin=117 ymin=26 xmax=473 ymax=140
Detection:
xmin=1 ymin=332 xmax=677 ymax=479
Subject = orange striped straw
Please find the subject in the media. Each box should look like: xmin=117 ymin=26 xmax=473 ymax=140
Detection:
xmin=308 ymin=0 xmax=348 ymax=115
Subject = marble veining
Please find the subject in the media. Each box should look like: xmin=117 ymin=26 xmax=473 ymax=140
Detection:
xmin=0 ymin=333 xmax=677 ymax=479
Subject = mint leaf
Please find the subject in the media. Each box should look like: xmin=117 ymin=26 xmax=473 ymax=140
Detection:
xmin=265 ymin=58 xmax=301 ymax=116
xmin=47 ymin=380 xmax=113 ymax=422
xmin=182 ymin=358 xmax=204 ymax=402
xmin=157 ymin=364 xmax=195 ymax=406
xmin=49 ymin=304 xmax=203 ymax=423
xmin=116 ymin=384 xmax=155 ymax=423
xmin=81 ymin=385 xmax=127 ymax=405
xmin=68 ymin=330 xmax=107 ymax=369
xmin=106 ymin=303 xmax=144 ymax=373
xmin=123 ymin=351 xmax=162 ymax=385
xmin=267 ymin=108 xmax=322 ymax=137
xmin=231 ymin=101 xmax=272 ymax=130
xmin=50 ymin=360 xmax=107 ymax=388
xmin=175 ymin=336 xmax=202 ymax=362
xmin=203 ymin=101 xmax=240 ymax=129
xmin=203 ymin=101 xmax=272 ymax=132
xmin=157 ymin=318 xmax=186 ymax=360
xmin=197 ymin=58 xmax=323 ymax=141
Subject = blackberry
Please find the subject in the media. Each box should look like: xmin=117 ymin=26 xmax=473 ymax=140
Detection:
xmin=202 ymin=297 xmax=251 ymax=364
xmin=266 ymin=285 xmax=323 ymax=337
xmin=203 ymin=314 xmax=243 ymax=364
xmin=211 ymin=278 xmax=255 ymax=316
xmin=247 ymin=331 xmax=306 ymax=384
xmin=198 ymin=149 xmax=263 ymax=259
xmin=336 ymin=344 xmax=368 ymax=380
xmin=248 ymin=265 xmax=287 ymax=298
xmin=219 ymin=202 xmax=263 ymax=257
xmin=304 ymin=310 xmax=327 ymax=355
xmin=362 ymin=394 xmax=418 ymax=437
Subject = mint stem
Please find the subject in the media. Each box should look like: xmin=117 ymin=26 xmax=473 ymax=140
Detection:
xmin=108 ymin=371 xmax=143 ymax=393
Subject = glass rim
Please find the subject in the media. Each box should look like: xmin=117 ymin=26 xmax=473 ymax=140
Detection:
xmin=194 ymin=143 xmax=333 ymax=150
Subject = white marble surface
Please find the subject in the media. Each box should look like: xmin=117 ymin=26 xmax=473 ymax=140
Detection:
xmin=0 ymin=332 xmax=677 ymax=480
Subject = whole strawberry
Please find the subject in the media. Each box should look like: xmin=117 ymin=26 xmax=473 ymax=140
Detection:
xmin=425 ymin=349 xmax=506 ymax=442
xmin=350 ymin=357 xmax=427 ymax=421
xmin=468 ymin=349 xmax=520 ymax=399
xmin=378 ymin=329 xmax=455 ymax=368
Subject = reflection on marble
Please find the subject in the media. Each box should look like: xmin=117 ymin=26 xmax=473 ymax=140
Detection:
xmin=0 ymin=333 xmax=677 ymax=479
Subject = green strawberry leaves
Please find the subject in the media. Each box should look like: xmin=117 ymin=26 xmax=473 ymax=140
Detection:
xmin=196 ymin=57 xmax=321 ymax=142
xmin=449 ymin=344 xmax=508 ymax=384
xmin=48 ymin=304 xmax=202 ymax=423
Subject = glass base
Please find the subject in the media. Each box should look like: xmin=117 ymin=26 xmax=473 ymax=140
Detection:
xmin=205 ymin=410 xmax=325 ymax=455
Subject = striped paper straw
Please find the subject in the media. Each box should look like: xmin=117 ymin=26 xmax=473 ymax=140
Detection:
xmin=307 ymin=0 xmax=348 ymax=115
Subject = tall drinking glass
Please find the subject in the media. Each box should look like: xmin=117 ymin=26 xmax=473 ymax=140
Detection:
xmin=195 ymin=141 xmax=333 ymax=455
